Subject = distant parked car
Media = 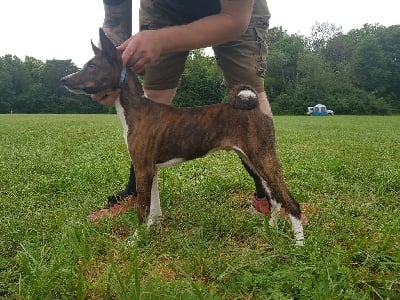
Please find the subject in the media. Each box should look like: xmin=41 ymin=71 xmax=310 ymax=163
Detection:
xmin=307 ymin=104 xmax=334 ymax=116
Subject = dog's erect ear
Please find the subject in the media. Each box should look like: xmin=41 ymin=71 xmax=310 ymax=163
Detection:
xmin=99 ymin=28 xmax=120 ymax=62
xmin=91 ymin=40 xmax=101 ymax=56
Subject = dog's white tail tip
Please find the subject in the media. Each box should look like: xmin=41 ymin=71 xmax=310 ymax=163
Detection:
xmin=237 ymin=89 xmax=257 ymax=100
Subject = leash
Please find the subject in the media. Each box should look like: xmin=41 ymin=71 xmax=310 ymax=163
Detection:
xmin=119 ymin=66 xmax=127 ymax=87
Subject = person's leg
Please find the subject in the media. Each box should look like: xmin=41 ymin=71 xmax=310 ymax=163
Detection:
xmin=144 ymin=88 xmax=177 ymax=105
xmin=258 ymin=91 xmax=272 ymax=117
xmin=110 ymin=0 xmax=187 ymax=205
xmin=213 ymin=0 xmax=272 ymax=202
xmin=101 ymin=0 xmax=135 ymax=202
xmin=85 ymin=1 xmax=136 ymax=221
xmin=138 ymin=0 xmax=192 ymax=103
xmin=89 ymin=1 xmax=188 ymax=221
xmin=102 ymin=0 xmax=132 ymax=46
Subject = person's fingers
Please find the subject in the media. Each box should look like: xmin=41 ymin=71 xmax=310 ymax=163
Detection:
xmin=119 ymin=32 xmax=161 ymax=71
xmin=117 ymin=35 xmax=133 ymax=51
xmin=121 ymin=39 xmax=138 ymax=66
xmin=132 ymin=59 xmax=146 ymax=74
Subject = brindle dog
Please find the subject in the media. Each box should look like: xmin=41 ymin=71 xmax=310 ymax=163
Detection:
xmin=62 ymin=29 xmax=305 ymax=246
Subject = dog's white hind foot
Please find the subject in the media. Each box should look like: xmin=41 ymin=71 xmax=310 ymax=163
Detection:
xmin=288 ymin=214 xmax=305 ymax=246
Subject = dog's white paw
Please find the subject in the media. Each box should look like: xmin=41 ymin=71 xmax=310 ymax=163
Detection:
xmin=146 ymin=214 xmax=162 ymax=228
xmin=268 ymin=210 xmax=281 ymax=227
xmin=126 ymin=230 xmax=139 ymax=248
xmin=288 ymin=214 xmax=305 ymax=247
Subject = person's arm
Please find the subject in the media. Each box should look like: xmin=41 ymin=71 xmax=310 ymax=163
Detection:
xmin=118 ymin=0 xmax=254 ymax=73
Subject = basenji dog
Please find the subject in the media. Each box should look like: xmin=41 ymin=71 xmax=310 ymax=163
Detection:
xmin=62 ymin=28 xmax=305 ymax=246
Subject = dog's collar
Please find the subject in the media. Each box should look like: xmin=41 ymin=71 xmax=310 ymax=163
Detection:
xmin=119 ymin=66 xmax=127 ymax=87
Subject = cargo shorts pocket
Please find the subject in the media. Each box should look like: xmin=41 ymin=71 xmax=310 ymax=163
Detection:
xmin=253 ymin=16 xmax=270 ymax=77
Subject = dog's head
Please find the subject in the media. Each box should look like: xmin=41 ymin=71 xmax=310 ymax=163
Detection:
xmin=61 ymin=28 xmax=123 ymax=96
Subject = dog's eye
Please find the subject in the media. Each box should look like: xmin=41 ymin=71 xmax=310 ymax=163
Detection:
xmin=86 ymin=61 xmax=96 ymax=69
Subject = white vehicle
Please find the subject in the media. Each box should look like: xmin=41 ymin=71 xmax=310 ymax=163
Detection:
xmin=307 ymin=104 xmax=334 ymax=116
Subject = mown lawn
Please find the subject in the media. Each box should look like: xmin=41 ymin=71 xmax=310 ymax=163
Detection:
xmin=0 ymin=114 xmax=399 ymax=299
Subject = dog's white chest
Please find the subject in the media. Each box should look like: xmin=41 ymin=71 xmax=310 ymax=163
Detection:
xmin=115 ymin=98 xmax=128 ymax=146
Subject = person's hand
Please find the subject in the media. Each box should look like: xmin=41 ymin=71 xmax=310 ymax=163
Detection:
xmin=91 ymin=89 xmax=121 ymax=106
xmin=117 ymin=30 xmax=164 ymax=73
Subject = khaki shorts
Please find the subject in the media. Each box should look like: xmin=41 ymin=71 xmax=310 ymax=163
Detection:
xmin=139 ymin=0 xmax=270 ymax=93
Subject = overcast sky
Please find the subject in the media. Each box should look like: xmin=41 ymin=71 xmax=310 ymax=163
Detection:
xmin=0 ymin=0 xmax=398 ymax=67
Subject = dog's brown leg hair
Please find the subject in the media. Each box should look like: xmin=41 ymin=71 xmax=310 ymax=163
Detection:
xmin=133 ymin=162 xmax=156 ymax=224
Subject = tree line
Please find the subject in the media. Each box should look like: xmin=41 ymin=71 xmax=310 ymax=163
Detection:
xmin=0 ymin=23 xmax=399 ymax=115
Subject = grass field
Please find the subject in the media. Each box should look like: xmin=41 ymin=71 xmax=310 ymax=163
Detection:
xmin=0 ymin=114 xmax=399 ymax=299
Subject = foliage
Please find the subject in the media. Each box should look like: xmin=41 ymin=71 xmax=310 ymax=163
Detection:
xmin=265 ymin=23 xmax=399 ymax=115
xmin=350 ymin=25 xmax=400 ymax=111
xmin=174 ymin=49 xmax=225 ymax=107
xmin=0 ymin=23 xmax=399 ymax=114
xmin=1 ymin=115 xmax=399 ymax=298
xmin=306 ymin=22 xmax=343 ymax=53
xmin=0 ymin=56 xmax=109 ymax=114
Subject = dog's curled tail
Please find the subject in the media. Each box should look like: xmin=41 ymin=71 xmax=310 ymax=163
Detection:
xmin=230 ymin=85 xmax=258 ymax=110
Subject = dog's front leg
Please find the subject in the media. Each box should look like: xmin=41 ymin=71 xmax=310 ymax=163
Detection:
xmin=268 ymin=197 xmax=282 ymax=227
xmin=134 ymin=166 xmax=155 ymax=224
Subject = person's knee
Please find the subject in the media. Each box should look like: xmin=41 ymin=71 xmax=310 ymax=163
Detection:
xmin=258 ymin=92 xmax=273 ymax=117
xmin=144 ymin=88 xmax=176 ymax=105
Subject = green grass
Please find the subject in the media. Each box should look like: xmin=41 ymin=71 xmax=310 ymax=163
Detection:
xmin=1 ymin=114 xmax=399 ymax=299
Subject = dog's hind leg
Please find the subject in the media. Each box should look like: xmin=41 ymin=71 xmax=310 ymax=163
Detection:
xmin=147 ymin=170 xmax=163 ymax=227
xmin=241 ymin=159 xmax=271 ymax=200
xmin=267 ymin=197 xmax=282 ymax=227
xmin=236 ymin=150 xmax=281 ymax=225
xmin=249 ymin=153 xmax=304 ymax=246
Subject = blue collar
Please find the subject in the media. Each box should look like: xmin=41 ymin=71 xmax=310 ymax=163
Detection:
xmin=119 ymin=66 xmax=127 ymax=87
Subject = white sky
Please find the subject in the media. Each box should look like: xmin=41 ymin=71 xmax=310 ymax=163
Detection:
xmin=0 ymin=0 xmax=398 ymax=67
